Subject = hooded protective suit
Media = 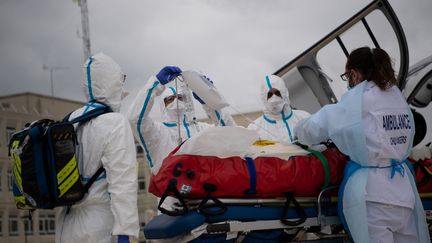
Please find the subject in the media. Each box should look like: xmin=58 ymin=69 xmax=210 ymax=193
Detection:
xmin=247 ymin=75 xmax=310 ymax=144
xmin=295 ymin=80 xmax=429 ymax=242
xmin=128 ymin=75 xmax=236 ymax=175
xmin=55 ymin=53 xmax=139 ymax=243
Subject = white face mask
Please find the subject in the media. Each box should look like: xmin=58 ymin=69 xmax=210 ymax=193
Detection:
xmin=165 ymin=100 xmax=186 ymax=116
xmin=265 ymin=96 xmax=285 ymax=114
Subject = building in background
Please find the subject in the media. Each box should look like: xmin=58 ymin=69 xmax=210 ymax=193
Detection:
xmin=0 ymin=93 xmax=158 ymax=243
xmin=0 ymin=92 xmax=262 ymax=243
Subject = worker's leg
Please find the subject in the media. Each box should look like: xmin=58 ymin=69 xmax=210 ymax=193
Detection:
xmin=366 ymin=201 xmax=395 ymax=243
xmin=393 ymin=206 xmax=417 ymax=243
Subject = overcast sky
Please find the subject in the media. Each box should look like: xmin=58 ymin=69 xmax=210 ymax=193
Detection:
xmin=1 ymin=0 xmax=431 ymax=117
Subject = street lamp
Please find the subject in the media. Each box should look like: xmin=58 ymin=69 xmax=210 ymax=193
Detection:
xmin=20 ymin=215 xmax=29 ymax=243
xmin=42 ymin=65 xmax=69 ymax=97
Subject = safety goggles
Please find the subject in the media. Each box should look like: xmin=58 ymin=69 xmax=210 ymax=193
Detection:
xmin=267 ymin=88 xmax=282 ymax=99
xmin=340 ymin=71 xmax=352 ymax=82
xmin=164 ymin=94 xmax=185 ymax=106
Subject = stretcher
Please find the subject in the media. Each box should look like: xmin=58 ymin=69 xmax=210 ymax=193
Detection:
xmin=144 ymin=126 xmax=432 ymax=242
xmin=144 ymin=161 xmax=432 ymax=242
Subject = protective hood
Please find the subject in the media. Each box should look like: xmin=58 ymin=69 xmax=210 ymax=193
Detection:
xmin=160 ymin=85 xmax=195 ymax=123
xmin=83 ymin=53 xmax=125 ymax=112
xmin=261 ymin=75 xmax=291 ymax=116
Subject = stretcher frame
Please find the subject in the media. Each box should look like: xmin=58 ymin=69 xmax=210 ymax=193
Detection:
xmin=146 ymin=186 xmax=350 ymax=242
xmin=192 ymin=186 xmax=342 ymax=237
xmin=147 ymin=190 xmax=432 ymax=242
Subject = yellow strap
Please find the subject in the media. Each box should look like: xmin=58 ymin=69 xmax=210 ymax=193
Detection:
xmin=12 ymin=153 xmax=22 ymax=174
xmin=11 ymin=140 xmax=22 ymax=174
xmin=14 ymin=196 xmax=34 ymax=210
xmin=15 ymin=196 xmax=26 ymax=206
xmin=12 ymin=140 xmax=20 ymax=148
xmin=13 ymin=164 xmax=22 ymax=190
xmin=419 ymin=193 xmax=432 ymax=199
xmin=423 ymin=166 xmax=432 ymax=176
xmin=58 ymin=167 xmax=80 ymax=197
xmin=10 ymin=140 xmax=23 ymax=189
xmin=57 ymin=155 xmax=78 ymax=185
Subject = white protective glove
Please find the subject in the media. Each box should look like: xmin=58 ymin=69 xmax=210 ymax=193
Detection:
xmin=410 ymin=144 xmax=432 ymax=161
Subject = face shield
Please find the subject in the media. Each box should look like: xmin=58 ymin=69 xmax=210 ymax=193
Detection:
xmin=160 ymin=85 xmax=195 ymax=122
xmin=164 ymin=94 xmax=187 ymax=112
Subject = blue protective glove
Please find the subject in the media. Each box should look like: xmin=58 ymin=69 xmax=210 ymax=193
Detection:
xmin=192 ymin=75 xmax=214 ymax=105
xmin=117 ymin=235 xmax=130 ymax=243
xmin=156 ymin=66 xmax=182 ymax=85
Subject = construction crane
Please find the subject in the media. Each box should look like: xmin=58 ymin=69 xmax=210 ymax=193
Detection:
xmin=74 ymin=0 xmax=91 ymax=61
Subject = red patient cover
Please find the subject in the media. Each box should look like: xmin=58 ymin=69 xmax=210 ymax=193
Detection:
xmin=411 ymin=158 xmax=432 ymax=193
xmin=149 ymin=147 xmax=349 ymax=199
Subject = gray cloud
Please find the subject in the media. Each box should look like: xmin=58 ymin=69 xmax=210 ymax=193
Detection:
xmin=1 ymin=0 xmax=431 ymax=116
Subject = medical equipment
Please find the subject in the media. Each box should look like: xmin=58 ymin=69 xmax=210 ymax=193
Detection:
xmin=181 ymin=71 xmax=229 ymax=110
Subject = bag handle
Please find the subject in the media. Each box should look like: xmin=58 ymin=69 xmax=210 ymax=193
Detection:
xmin=197 ymin=183 xmax=227 ymax=216
xmin=280 ymin=192 xmax=307 ymax=226
xmin=157 ymin=179 xmax=189 ymax=216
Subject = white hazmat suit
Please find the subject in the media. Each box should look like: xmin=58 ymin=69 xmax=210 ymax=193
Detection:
xmin=248 ymin=75 xmax=310 ymax=144
xmin=55 ymin=53 xmax=139 ymax=243
xmin=295 ymin=80 xmax=429 ymax=242
xmin=128 ymin=75 xmax=236 ymax=175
